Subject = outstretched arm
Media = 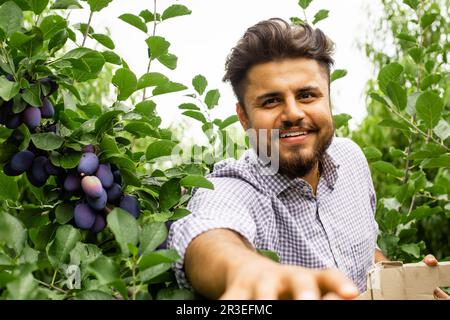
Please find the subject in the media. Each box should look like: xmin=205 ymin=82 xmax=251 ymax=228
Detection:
xmin=184 ymin=228 xmax=359 ymax=300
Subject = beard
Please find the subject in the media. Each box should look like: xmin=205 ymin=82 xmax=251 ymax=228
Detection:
xmin=277 ymin=129 xmax=334 ymax=179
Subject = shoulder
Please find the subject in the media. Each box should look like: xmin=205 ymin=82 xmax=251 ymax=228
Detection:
xmin=327 ymin=137 xmax=367 ymax=164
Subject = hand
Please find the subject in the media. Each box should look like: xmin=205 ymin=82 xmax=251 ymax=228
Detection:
xmin=219 ymin=258 xmax=359 ymax=300
xmin=422 ymin=254 xmax=450 ymax=300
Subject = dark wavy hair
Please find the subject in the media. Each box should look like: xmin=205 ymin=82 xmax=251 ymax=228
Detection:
xmin=223 ymin=18 xmax=335 ymax=109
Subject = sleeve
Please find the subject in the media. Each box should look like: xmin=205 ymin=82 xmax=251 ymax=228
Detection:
xmin=167 ymin=177 xmax=258 ymax=289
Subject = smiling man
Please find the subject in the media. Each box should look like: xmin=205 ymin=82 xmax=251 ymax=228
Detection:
xmin=167 ymin=18 xmax=443 ymax=300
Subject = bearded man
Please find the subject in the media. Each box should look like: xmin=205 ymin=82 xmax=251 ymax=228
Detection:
xmin=167 ymin=18 xmax=445 ymax=300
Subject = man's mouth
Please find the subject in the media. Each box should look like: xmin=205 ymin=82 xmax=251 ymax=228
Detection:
xmin=279 ymin=130 xmax=309 ymax=138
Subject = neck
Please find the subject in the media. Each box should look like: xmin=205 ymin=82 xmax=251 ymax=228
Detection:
xmin=302 ymin=162 xmax=320 ymax=195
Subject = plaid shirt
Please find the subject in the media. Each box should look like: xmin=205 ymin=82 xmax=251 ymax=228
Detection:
xmin=168 ymin=137 xmax=379 ymax=292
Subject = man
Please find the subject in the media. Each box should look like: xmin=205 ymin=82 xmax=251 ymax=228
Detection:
xmin=167 ymin=18 xmax=445 ymax=300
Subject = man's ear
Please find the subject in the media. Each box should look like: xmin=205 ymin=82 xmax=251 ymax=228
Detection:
xmin=236 ymin=102 xmax=249 ymax=130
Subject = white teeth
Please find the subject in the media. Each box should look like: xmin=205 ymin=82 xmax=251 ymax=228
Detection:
xmin=280 ymin=131 xmax=307 ymax=138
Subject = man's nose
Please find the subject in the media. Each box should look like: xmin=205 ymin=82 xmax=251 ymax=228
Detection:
xmin=280 ymin=96 xmax=305 ymax=123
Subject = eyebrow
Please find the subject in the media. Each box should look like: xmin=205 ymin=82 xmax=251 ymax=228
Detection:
xmin=253 ymin=86 xmax=322 ymax=104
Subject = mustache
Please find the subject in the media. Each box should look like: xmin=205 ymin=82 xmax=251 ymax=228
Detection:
xmin=278 ymin=121 xmax=318 ymax=131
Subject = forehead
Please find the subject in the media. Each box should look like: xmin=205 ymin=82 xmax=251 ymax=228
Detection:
xmin=243 ymin=58 xmax=328 ymax=99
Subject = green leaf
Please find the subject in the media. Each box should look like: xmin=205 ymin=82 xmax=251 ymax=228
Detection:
xmin=363 ymin=147 xmax=382 ymax=161
xmin=290 ymin=17 xmax=304 ymax=25
xmin=258 ymin=249 xmax=280 ymax=262
xmin=0 ymin=1 xmax=23 ymax=36
xmin=420 ymin=12 xmax=439 ymax=29
xmin=139 ymin=222 xmax=168 ymax=256
xmin=395 ymin=32 xmax=417 ymax=43
xmin=137 ymin=72 xmax=168 ymax=90
xmin=156 ymin=288 xmax=196 ymax=300
xmin=139 ymin=9 xmax=160 ymax=23
xmin=112 ymin=68 xmax=137 ymax=101
xmin=159 ymin=179 xmax=181 ymax=211
xmin=124 ymin=121 xmax=158 ymax=138
xmin=134 ymin=100 xmax=156 ymax=118
xmin=9 ymin=32 xmax=34 ymax=48
xmin=372 ymin=161 xmax=403 ymax=178
xmin=219 ymin=115 xmax=239 ymax=129
xmin=91 ymin=33 xmax=115 ymax=49
xmin=378 ymin=234 xmax=399 ymax=257
xmin=118 ymin=13 xmax=148 ymax=33
xmin=378 ymin=63 xmax=403 ymax=95
xmin=63 ymin=48 xmax=105 ymax=82
xmin=49 ymin=151 xmax=81 ymax=169
xmin=400 ymin=243 xmax=420 ymax=258
xmin=31 ymin=133 xmax=64 ymax=151
xmin=298 ymin=0 xmax=313 ymax=9
xmin=331 ymin=69 xmax=347 ymax=82
xmin=55 ymin=202 xmax=74 ymax=224
xmin=102 ymin=50 xmax=122 ymax=65
xmin=178 ymin=103 xmax=200 ymax=111
xmin=0 ymin=210 xmax=26 ymax=253
xmin=407 ymin=47 xmax=423 ymax=63
xmin=146 ymin=140 xmax=177 ymax=160
xmin=420 ymin=74 xmax=441 ymax=91
xmin=386 ymin=81 xmax=407 ymax=111
xmin=51 ymin=0 xmax=82 ymax=9
xmin=157 ymin=53 xmax=177 ymax=70
xmin=180 ymin=175 xmax=214 ymax=190
xmin=152 ymin=81 xmax=187 ymax=96
xmin=86 ymin=0 xmax=112 ymax=12
xmin=403 ymin=0 xmax=419 ymax=10
xmin=95 ymin=110 xmax=123 ymax=133
xmin=182 ymin=110 xmax=207 ymax=124
xmin=48 ymin=28 xmax=69 ymax=52
xmin=21 ymin=85 xmax=41 ymax=107
xmin=312 ymin=9 xmax=329 ymax=25
xmin=421 ymin=154 xmax=450 ymax=169
xmin=378 ymin=119 xmax=410 ymax=132
xmin=28 ymin=0 xmax=49 ymax=14
xmin=204 ymin=89 xmax=220 ymax=109
xmin=0 ymin=171 xmax=19 ymax=201
xmin=415 ymin=91 xmax=444 ymax=129
xmin=0 ymin=75 xmax=20 ymax=100
xmin=86 ymin=256 xmax=119 ymax=285
xmin=161 ymin=4 xmax=191 ymax=20
xmin=433 ymin=120 xmax=450 ymax=141
xmin=46 ymin=225 xmax=81 ymax=268
xmin=75 ymin=290 xmax=113 ymax=300
xmin=7 ymin=273 xmax=37 ymax=299
xmin=333 ymin=113 xmax=352 ymax=129
xmin=139 ymin=249 xmax=180 ymax=269
xmin=192 ymin=74 xmax=207 ymax=95
xmin=39 ymin=15 xmax=67 ymax=40
xmin=107 ymin=208 xmax=139 ymax=256
xmin=146 ymin=36 xmax=170 ymax=59
xmin=77 ymin=103 xmax=102 ymax=117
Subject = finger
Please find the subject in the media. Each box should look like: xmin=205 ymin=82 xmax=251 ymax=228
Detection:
xmin=287 ymin=272 xmax=321 ymax=300
xmin=423 ymin=254 xmax=438 ymax=266
xmin=219 ymin=286 xmax=252 ymax=300
xmin=322 ymin=292 xmax=342 ymax=300
xmin=316 ymin=268 xmax=359 ymax=299
xmin=253 ymin=280 xmax=281 ymax=300
xmin=433 ymin=287 xmax=450 ymax=300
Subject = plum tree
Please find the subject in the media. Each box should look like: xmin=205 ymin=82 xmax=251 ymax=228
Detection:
xmin=22 ymin=107 xmax=41 ymax=130
xmin=95 ymin=164 xmax=113 ymax=188
xmin=77 ymin=152 xmax=99 ymax=175
xmin=74 ymin=203 xmax=96 ymax=229
xmin=81 ymin=175 xmax=103 ymax=198
xmin=119 ymin=195 xmax=140 ymax=218
xmin=10 ymin=150 xmax=35 ymax=173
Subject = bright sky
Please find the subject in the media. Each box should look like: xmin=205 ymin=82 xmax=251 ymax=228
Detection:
xmin=69 ymin=0 xmax=384 ymax=135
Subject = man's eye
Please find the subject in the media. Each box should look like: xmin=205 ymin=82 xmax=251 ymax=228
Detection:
xmin=298 ymin=92 xmax=315 ymax=101
xmin=262 ymin=98 xmax=280 ymax=107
